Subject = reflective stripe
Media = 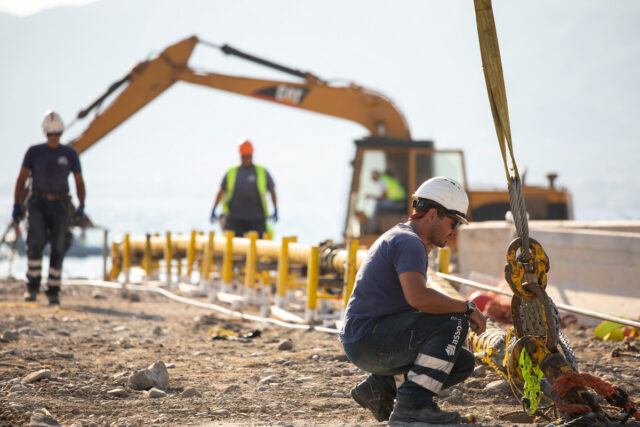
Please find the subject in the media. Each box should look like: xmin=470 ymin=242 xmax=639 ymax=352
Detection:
xmin=223 ymin=166 xmax=238 ymax=214
xmin=394 ymin=374 xmax=406 ymax=390
xmin=407 ymin=371 xmax=444 ymax=393
xmin=255 ymin=165 xmax=268 ymax=216
xmin=48 ymin=268 xmax=62 ymax=278
xmin=47 ymin=278 xmax=61 ymax=287
xmin=28 ymin=259 xmax=42 ymax=267
xmin=414 ymin=353 xmax=454 ymax=375
xmin=27 ymin=270 xmax=41 ymax=278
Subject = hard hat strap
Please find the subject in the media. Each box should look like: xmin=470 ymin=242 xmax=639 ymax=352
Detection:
xmin=408 ymin=210 xmax=427 ymax=220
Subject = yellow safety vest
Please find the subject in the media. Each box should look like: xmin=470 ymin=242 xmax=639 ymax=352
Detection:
xmin=223 ymin=165 xmax=269 ymax=217
xmin=381 ymin=174 xmax=406 ymax=201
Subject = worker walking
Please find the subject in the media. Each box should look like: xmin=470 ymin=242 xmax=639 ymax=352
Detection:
xmin=12 ymin=110 xmax=86 ymax=305
xmin=210 ymin=138 xmax=277 ymax=237
xmin=340 ymin=176 xmax=487 ymax=424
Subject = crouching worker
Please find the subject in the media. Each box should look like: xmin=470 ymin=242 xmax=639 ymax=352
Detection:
xmin=340 ymin=177 xmax=487 ymax=424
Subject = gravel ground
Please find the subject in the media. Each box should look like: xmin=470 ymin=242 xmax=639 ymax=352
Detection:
xmin=0 ymin=278 xmax=639 ymax=427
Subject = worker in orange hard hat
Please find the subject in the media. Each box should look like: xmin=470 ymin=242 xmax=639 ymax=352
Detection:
xmin=210 ymin=138 xmax=278 ymax=237
xmin=239 ymin=139 xmax=253 ymax=156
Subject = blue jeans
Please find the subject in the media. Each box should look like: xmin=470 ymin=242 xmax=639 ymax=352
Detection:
xmin=343 ymin=310 xmax=475 ymax=407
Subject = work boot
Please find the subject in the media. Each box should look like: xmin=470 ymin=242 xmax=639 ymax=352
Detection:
xmin=388 ymin=400 xmax=461 ymax=425
xmin=45 ymin=289 xmax=60 ymax=306
xmin=350 ymin=377 xmax=395 ymax=421
xmin=47 ymin=294 xmax=60 ymax=306
xmin=24 ymin=290 xmax=38 ymax=302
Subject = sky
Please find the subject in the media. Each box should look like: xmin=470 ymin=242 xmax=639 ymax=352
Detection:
xmin=1 ymin=0 xmax=639 ymax=245
xmin=0 ymin=0 xmax=96 ymax=16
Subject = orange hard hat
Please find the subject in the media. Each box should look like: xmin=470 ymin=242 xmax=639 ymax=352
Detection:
xmin=238 ymin=138 xmax=253 ymax=155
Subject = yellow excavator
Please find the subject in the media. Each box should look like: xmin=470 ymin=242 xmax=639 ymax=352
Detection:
xmin=67 ymin=35 xmax=572 ymax=246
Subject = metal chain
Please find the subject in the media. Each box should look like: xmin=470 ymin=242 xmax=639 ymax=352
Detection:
xmin=552 ymin=302 xmax=579 ymax=372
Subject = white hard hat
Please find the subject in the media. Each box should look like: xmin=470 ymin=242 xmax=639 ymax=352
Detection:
xmin=412 ymin=176 xmax=469 ymax=224
xmin=42 ymin=109 xmax=64 ymax=134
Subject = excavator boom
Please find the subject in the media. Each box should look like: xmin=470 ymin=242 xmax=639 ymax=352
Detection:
xmin=68 ymin=35 xmax=410 ymax=154
xmin=65 ymin=35 xmax=572 ymax=245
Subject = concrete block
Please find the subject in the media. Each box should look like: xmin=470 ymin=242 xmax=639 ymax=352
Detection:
xmin=457 ymin=220 xmax=640 ymax=324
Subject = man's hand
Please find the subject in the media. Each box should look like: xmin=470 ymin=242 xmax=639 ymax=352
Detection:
xmin=74 ymin=204 xmax=85 ymax=224
xmin=210 ymin=207 xmax=218 ymax=224
xmin=11 ymin=204 xmax=22 ymax=222
xmin=271 ymin=207 xmax=278 ymax=223
xmin=468 ymin=309 xmax=487 ymax=334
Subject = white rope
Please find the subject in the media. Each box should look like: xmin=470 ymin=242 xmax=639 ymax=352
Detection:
xmin=62 ymin=279 xmax=340 ymax=334
xmin=435 ymin=272 xmax=640 ymax=329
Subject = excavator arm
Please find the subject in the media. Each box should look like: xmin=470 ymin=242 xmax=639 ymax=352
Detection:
xmin=68 ymin=35 xmax=410 ymax=154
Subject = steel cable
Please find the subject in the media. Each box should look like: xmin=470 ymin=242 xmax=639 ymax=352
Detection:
xmin=508 ymin=178 xmax=531 ymax=261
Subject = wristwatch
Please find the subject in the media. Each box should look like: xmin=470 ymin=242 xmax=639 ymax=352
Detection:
xmin=464 ymin=300 xmax=477 ymax=316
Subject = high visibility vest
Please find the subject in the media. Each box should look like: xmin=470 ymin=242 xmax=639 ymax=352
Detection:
xmin=381 ymin=174 xmax=406 ymax=201
xmin=223 ymin=165 xmax=269 ymax=217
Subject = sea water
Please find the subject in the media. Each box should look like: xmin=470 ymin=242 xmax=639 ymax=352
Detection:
xmin=0 ymin=195 xmax=347 ymax=281
xmin=0 ymin=193 xmax=635 ymax=282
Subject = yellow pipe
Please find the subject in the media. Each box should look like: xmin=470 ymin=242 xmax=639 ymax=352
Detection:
xmin=307 ymin=246 xmax=319 ymax=310
xmin=123 ymin=233 xmax=131 ymax=275
xmin=110 ymin=241 xmax=120 ymax=280
xmin=186 ymin=229 xmax=197 ymax=276
xmin=113 ymin=234 xmax=368 ymax=276
xmin=343 ymin=240 xmax=359 ymax=308
xmin=277 ymin=236 xmax=290 ymax=298
xmin=143 ymin=234 xmax=152 ymax=277
xmin=222 ymin=230 xmax=234 ymax=284
xmin=165 ymin=231 xmax=172 ymax=283
xmin=245 ymin=231 xmax=258 ymax=289
xmin=437 ymin=247 xmax=451 ymax=274
xmin=201 ymin=231 xmax=214 ymax=282
xmin=259 ymin=270 xmax=272 ymax=288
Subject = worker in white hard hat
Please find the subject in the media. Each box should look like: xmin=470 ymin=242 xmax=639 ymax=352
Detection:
xmin=340 ymin=176 xmax=487 ymax=424
xmin=11 ymin=109 xmax=86 ymax=305
xmin=210 ymin=138 xmax=278 ymax=237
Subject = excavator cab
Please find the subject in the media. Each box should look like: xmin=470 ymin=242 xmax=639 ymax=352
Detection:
xmin=344 ymin=137 xmax=571 ymax=246
xmin=345 ymin=137 xmax=466 ymax=246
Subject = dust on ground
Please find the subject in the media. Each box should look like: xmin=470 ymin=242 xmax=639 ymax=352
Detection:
xmin=1 ymin=278 xmax=639 ymax=427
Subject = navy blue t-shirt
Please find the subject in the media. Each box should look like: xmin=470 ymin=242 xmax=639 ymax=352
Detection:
xmin=339 ymin=223 xmax=428 ymax=344
xmin=22 ymin=143 xmax=82 ymax=194
xmin=220 ymin=165 xmax=275 ymax=220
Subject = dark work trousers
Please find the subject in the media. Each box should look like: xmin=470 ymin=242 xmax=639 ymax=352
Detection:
xmin=25 ymin=196 xmax=71 ymax=296
xmin=343 ymin=310 xmax=475 ymax=407
xmin=224 ymin=217 xmax=266 ymax=237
